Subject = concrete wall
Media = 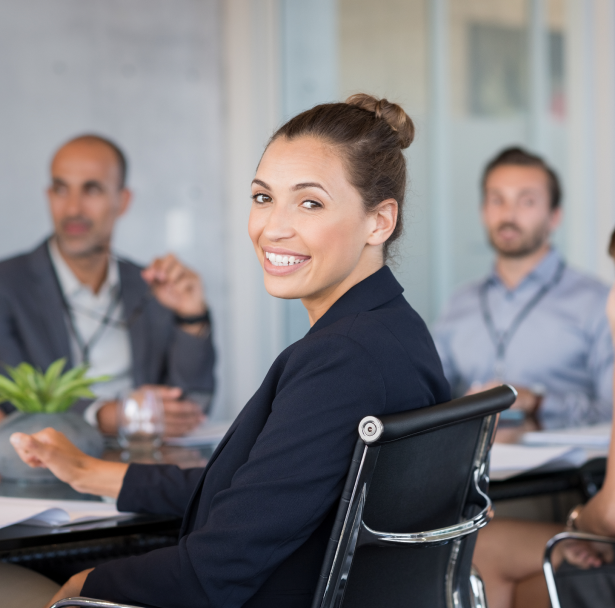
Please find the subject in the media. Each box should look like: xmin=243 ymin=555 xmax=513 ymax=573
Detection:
xmin=0 ymin=0 xmax=230 ymax=417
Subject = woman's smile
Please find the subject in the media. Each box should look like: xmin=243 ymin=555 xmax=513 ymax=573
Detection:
xmin=263 ymin=247 xmax=311 ymax=275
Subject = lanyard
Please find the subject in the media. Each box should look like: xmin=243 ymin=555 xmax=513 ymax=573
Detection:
xmin=63 ymin=287 xmax=123 ymax=365
xmin=479 ymin=260 xmax=566 ymax=379
xmin=48 ymin=252 xmax=155 ymax=366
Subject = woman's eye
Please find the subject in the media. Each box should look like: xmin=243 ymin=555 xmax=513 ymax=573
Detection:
xmin=252 ymin=193 xmax=272 ymax=204
xmin=301 ymin=200 xmax=322 ymax=210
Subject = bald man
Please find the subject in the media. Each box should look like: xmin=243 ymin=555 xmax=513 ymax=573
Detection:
xmin=0 ymin=135 xmax=215 ymax=436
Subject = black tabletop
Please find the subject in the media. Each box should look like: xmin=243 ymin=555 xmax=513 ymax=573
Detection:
xmin=0 ymin=443 xmax=214 ymax=553
xmin=0 ymin=442 xmax=606 ymax=553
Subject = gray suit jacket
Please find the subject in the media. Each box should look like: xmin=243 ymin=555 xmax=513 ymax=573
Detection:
xmin=0 ymin=241 xmax=215 ymax=413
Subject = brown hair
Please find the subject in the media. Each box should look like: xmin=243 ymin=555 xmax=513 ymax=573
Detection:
xmin=482 ymin=147 xmax=562 ymax=210
xmin=270 ymin=94 xmax=415 ymax=259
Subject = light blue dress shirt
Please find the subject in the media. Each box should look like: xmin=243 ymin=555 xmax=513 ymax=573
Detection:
xmin=433 ymin=249 xmax=613 ymax=427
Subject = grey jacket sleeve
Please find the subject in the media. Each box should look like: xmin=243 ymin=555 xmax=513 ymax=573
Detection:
xmin=163 ymin=325 xmax=216 ymax=407
xmin=0 ymin=294 xmax=29 ymax=413
xmin=166 ymin=326 xmax=215 ymax=391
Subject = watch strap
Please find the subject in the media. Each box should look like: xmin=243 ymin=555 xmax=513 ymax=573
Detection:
xmin=174 ymin=309 xmax=210 ymax=325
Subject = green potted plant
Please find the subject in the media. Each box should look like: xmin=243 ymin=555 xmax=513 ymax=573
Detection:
xmin=0 ymin=359 xmax=109 ymax=483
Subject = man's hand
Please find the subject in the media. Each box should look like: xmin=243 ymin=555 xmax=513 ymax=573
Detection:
xmin=45 ymin=568 xmax=93 ymax=608
xmin=142 ymin=254 xmax=208 ymax=336
xmin=147 ymin=386 xmax=204 ymax=437
xmin=466 ymin=381 xmax=541 ymax=413
xmin=509 ymin=386 xmax=541 ymax=413
xmin=465 ymin=380 xmax=500 ymax=396
xmin=9 ymin=429 xmax=127 ymax=498
xmin=97 ymin=386 xmax=204 ymax=437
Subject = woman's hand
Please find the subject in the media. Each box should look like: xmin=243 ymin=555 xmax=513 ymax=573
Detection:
xmin=10 ymin=428 xmax=128 ymax=498
xmin=557 ymin=538 xmax=614 ymax=569
xmin=45 ymin=568 xmax=94 ymax=608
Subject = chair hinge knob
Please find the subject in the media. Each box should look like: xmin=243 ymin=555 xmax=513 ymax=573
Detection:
xmin=359 ymin=416 xmax=384 ymax=443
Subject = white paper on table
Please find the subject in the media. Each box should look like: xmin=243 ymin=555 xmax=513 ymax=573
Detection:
xmin=0 ymin=496 xmax=130 ymax=530
xmin=489 ymin=444 xmax=588 ymax=481
xmin=521 ymin=423 xmax=611 ymax=449
xmin=164 ymin=421 xmax=232 ymax=447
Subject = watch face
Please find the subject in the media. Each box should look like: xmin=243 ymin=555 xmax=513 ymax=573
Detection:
xmin=566 ymin=505 xmax=583 ymax=530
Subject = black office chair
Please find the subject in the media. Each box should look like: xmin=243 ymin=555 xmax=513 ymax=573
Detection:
xmin=51 ymin=385 xmax=516 ymax=608
xmin=544 ymin=531 xmax=615 ymax=608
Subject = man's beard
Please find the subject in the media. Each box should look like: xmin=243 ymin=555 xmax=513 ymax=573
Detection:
xmin=56 ymin=220 xmax=108 ymax=260
xmin=488 ymin=222 xmax=550 ymax=258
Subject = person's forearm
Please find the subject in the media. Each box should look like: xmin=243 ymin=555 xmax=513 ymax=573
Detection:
xmin=575 ymin=490 xmax=615 ymax=536
xmin=71 ymin=456 xmax=129 ymax=499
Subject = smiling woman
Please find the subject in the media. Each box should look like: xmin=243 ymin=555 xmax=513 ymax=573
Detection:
xmin=7 ymin=95 xmax=450 ymax=608
xmin=249 ymin=94 xmax=415 ymax=325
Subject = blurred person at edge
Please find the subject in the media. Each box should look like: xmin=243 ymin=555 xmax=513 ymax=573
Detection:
xmin=473 ymin=230 xmax=615 ymax=608
xmin=0 ymin=135 xmax=215 ymax=436
xmin=433 ymin=147 xmax=613 ymax=428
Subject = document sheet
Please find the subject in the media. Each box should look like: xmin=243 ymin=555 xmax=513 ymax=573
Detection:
xmin=521 ymin=423 xmax=611 ymax=448
xmin=0 ymin=496 xmax=128 ymax=529
xmin=489 ymin=444 xmax=588 ymax=481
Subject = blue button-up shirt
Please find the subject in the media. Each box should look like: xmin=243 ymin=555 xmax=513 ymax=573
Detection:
xmin=433 ymin=249 xmax=613 ymax=427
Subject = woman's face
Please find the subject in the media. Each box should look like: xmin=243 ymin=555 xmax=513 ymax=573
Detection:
xmin=249 ymin=136 xmax=396 ymax=320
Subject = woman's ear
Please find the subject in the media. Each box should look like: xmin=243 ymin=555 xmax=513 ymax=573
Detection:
xmin=366 ymin=199 xmax=398 ymax=246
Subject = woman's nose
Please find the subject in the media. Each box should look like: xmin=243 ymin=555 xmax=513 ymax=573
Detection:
xmin=263 ymin=203 xmax=295 ymax=241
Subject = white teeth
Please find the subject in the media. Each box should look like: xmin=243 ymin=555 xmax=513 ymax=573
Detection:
xmin=266 ymin=252 xmax=309 ymax=266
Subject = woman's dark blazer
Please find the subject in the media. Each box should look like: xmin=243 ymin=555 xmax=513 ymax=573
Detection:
xmin=82 ymin=266 xmax=450 ymax=608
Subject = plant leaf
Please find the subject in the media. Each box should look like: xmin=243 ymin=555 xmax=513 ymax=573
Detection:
xmin=0 ymin=359 xmax=110 ymax=413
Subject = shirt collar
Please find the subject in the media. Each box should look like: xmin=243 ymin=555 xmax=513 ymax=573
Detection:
xmin=308 ymin=266 xmax=404 ymax=334
xmin=48 ymin=238 xmax=120 ymax=299
xmin=486 ymin=248 xmax=564 ymax=291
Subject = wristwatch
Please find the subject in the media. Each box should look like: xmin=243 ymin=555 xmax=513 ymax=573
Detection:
xmin=174 ymin=309 xmax=211 ymax=325
xmin=566 ymin=504 xmax=585 ymax=530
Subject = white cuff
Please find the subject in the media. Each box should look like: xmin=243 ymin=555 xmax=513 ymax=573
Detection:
xmin=84 ymin=398 xmax=109 ymax=427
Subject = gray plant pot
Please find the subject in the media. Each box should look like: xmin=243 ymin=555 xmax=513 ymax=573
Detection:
xmin=0 ymin=411 xmax=104 ymax=483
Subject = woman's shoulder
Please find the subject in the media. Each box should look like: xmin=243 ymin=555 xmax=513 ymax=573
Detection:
xmin=317 ymin=296 xmax=435 ymax=361
xmin=284 ymin=298 xmax=448 ymax=409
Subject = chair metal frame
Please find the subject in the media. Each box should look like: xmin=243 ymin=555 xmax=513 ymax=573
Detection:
xmin=52 ymin=386 xmax=515 ymax=608
xmin=51 ymin=600 xmax=141 ymax=608
xmin=544 ymin=530 xmax=615 ymax=608
xmin=313 ymin=390 xmax=510 ymax=608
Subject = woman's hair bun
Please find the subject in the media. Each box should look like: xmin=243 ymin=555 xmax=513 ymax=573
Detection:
xmin=345 ymin=93 xmax=415 ymax=149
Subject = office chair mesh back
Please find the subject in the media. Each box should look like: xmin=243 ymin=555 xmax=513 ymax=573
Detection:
xmin=341 ymin=418 xmax=484 ymax=607
xmin=313 ymin=385 xmax=516 ymax=608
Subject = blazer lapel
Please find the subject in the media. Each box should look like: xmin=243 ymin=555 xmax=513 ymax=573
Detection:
xmin=27 ymin=242 xmax=73 ymax=365
xmin=118 ymin=261 xmax=150 ymax=388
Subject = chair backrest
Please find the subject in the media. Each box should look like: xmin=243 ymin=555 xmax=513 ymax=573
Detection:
xmin=312 ymin=385 xmax=516 ymax=608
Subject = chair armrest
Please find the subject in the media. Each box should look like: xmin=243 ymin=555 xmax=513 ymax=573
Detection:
xmin=543 ymin=531 xmax=615 ymax=608
xmin=359 ymin=468 xmax=494 ymax=547
xmin=50 ymin=597 xmax=142 ymax=608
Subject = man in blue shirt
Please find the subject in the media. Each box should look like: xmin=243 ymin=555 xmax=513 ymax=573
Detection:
xmin=433 ymin=147 xmax=613 ymax=427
